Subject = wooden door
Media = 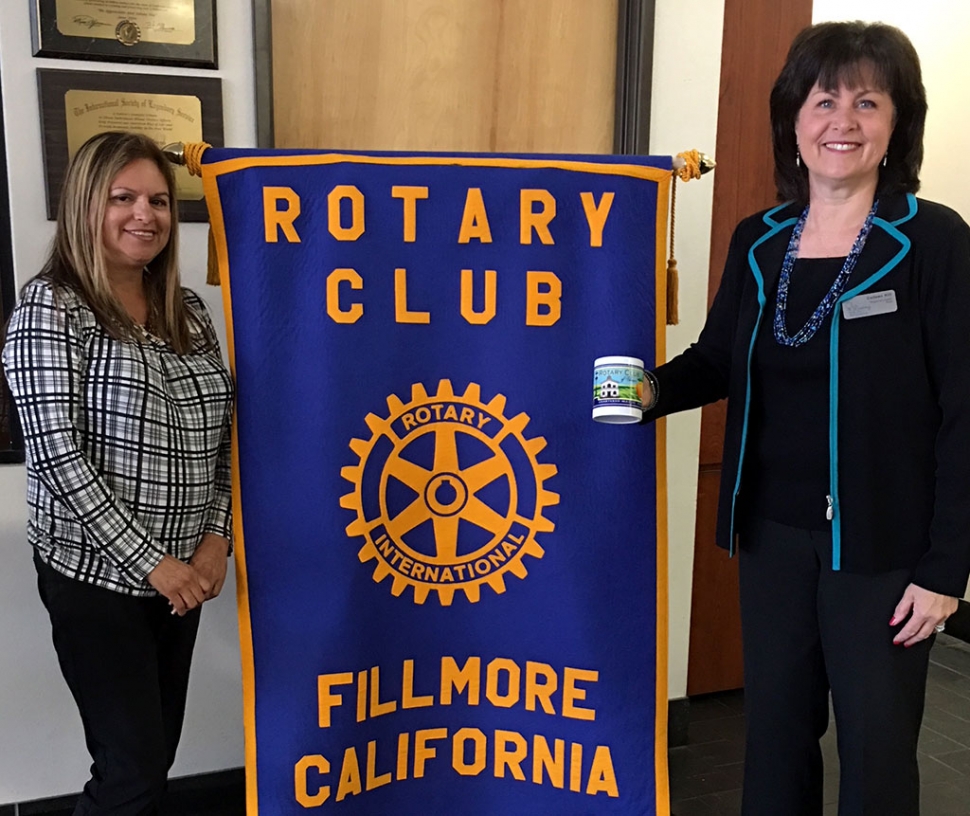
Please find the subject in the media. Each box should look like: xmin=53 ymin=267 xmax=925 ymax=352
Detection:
xmin=686 ymin=0 xmax=813 ymax=696
xmin=268 ymin=0 xmax=619 ymax=154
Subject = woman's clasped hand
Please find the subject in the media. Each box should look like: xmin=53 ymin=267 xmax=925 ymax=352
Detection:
xmin=150 ymin=533 xmax=231 ymax=615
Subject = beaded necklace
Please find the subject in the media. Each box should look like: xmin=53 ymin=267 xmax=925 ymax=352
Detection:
xmin=773 ymin=200 xmax=878 ymax=347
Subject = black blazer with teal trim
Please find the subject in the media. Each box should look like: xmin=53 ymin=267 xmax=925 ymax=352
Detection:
xmin=645 ymin=193 xmax=970 ymax=597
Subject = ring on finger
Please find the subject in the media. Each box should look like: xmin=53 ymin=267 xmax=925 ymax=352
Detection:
xmin=935 ymin=623 xmax=946 ymax=634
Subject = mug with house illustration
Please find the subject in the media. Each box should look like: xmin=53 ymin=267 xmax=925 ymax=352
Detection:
xmin=592 ymin=355 xmax=645 ymax=424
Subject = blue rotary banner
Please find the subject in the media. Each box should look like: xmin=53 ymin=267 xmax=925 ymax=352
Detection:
xmin=201 ymin=148 xmax=672 ymax=815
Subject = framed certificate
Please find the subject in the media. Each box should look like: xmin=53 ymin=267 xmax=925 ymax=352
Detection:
xmin=31 ymin=0 xmax=217 ymax=69
xmin=38 ymin=69 xmax=224 ymax=222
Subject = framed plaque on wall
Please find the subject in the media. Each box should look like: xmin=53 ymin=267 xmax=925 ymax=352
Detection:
xmin=37 ymin=68 xmax=224 ymax=222
xmin=30 ymin=0 xmax=218 ymax=69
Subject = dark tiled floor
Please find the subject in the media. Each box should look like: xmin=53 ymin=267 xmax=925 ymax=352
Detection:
xmin=670 ymin=634 xmax=970 ymax=815
xmin=11 ymin=770 xmax=244 ymax=816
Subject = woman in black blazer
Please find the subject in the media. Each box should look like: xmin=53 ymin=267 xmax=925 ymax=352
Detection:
xmin=642 ymin=22 xmax=970 ymax=816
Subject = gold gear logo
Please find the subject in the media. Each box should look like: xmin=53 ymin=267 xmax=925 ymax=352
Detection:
xmin=340 ymin=380 xmax=559 ymax=605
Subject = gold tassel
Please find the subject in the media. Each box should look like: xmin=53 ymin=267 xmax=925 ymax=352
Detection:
xmin=206 ymin=226 xmax=220 ymax=286
xmin=666 ymin=257 xmax=679 ymax=325
xmin=666 ymin=175 xmax=680 ymax=326
xmin=664 ymin=150 xmax=707 ymax=325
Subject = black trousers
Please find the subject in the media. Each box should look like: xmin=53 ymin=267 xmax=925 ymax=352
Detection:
xmin=738 ymin=517 xmax=932 ymax=816
xmin=35 ymin=555 xmax=201 ymax=816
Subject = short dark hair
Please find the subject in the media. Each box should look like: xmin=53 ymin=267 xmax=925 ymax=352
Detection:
xmin=769 ymin=21 xmax=927 ymax=204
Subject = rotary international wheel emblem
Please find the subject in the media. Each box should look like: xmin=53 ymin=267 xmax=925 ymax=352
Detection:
xmin=340 ymin=381 xmax=559 ymax=605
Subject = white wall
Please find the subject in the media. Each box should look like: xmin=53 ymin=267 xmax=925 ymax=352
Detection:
xmin=650 ymin=0 xmax=724 ymax=699
xmin=810 ymin=0 xmax=970 ymax=600
xmin=0 ymin=5 xmax=256 ymax=804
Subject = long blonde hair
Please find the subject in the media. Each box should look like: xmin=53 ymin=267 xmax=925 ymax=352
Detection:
xmin=41 ymin=131 xmax=201 ymax=353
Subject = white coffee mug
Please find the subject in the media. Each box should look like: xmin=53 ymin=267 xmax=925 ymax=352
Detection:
xmin=592 ymin=355 xmax=645 ymax=424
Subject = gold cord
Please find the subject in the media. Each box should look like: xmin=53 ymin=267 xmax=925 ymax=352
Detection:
xmin=183 ymin=142 xmax=212 ymax=178
xmin=675 ymin=149 xmax=702 ymax=181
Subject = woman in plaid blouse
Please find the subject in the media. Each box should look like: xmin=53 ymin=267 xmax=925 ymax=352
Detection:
xmin=2 ymin=132 xmax=234 ymax=815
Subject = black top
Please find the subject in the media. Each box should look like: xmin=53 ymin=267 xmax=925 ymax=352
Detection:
xmin=744 ymin=257 xmax=843 ymax=529
xmin=643 ymin=195 xmax=970 ymax=597
xmin=2 ymin=281 xmax=234 ymax=595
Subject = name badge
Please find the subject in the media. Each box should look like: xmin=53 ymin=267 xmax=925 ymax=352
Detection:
xmin=841 ymin=290 xmax=897 ymax=320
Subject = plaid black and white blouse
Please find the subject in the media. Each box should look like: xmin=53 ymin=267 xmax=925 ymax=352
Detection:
xmin=2 ymin=279 xmax=234 ymax=595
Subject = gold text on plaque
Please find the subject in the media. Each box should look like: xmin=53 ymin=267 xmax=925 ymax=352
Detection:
xmin=64 ymin=89 xmax=205 ymax=202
